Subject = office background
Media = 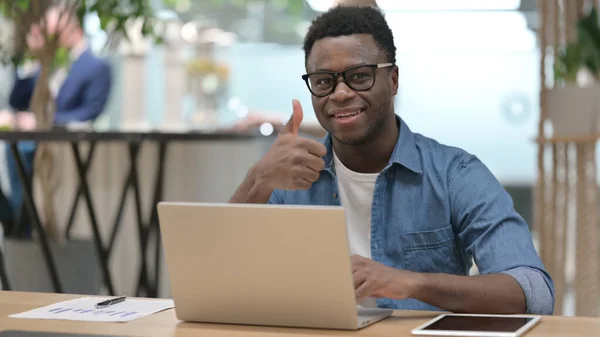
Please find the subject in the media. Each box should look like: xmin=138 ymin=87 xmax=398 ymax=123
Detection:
xmin=0 ymin=0 xmax=591 ymax=318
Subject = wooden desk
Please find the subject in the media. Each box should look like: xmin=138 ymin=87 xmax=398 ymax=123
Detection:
xmin=1 ymin=291 xmax=599 ymax=337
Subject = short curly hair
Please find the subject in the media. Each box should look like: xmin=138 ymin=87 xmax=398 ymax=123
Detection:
xmin=303 ymin=5 xmax=396 ymax=64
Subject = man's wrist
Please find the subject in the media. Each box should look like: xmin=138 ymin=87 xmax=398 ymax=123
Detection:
xmin=404 ymin=271 xmax=428 ymax=300
xmin=248 ymin=163 xmax=264 ymax=187
xmin=245 ymin=164 xmax=275 ymax=202
xmin=381 ymin=269 xmax=427 ymax=300
xmin=249 ymin=163 xmax=272 ymax=190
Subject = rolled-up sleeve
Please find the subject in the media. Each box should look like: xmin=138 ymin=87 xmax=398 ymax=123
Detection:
xmin=502 ymin=267 xmax=554 ymax=314
xmin=448 ymin=154 xmax=555 ymax=315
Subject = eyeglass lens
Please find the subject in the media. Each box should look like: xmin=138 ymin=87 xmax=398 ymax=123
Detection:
xmin=306 ymin=66 xmax=376 ymax=96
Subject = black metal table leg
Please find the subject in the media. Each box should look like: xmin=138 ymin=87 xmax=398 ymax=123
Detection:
xmin=103 ymin=140 xmax=151 ymax=296
xmin=148 ymin=141 xmax=168 ymax=298
xmin=64 ymin=142 xmax=97 ymax=239
xmin=65 ymin=141 xmax=96 ymax=240
xmin=0 ymin=245 xmax=11 ymax=290
xmin=9 ymin=142 xmax=62 ymax=293
xmin=70 ymin=142 xmax=115 ymax=296
xmin=127 ymin=142 xmax=151 ymax=297
xmin=106 ymin=170 xmax=133 ymax=255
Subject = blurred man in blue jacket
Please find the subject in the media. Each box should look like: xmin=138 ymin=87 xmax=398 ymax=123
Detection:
xmin=4 ymin=6 xmax=112 ymax=236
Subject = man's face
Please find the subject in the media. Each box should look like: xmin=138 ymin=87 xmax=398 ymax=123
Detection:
xmin=305 ymin=34 xmax=398 ymax=145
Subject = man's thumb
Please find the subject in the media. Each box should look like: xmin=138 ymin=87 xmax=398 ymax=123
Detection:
xmin=282 ymin=99 xmax=303 ymax=135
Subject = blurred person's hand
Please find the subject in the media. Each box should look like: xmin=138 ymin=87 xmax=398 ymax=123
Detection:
xmin=0 ymin=110 xmax=15 ymax=129
xmin=16 ymin=112 xmax=37 ymax=131
xmin=26 ymin=24 xmax=45 ymax=57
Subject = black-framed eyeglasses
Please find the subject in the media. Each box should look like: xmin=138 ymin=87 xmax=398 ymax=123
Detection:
xmin=301 ymin=63 xmax=395 ymax=97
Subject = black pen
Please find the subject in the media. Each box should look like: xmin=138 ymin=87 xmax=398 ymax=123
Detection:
xmin=95 ymin=296 xmax=126 ymax=309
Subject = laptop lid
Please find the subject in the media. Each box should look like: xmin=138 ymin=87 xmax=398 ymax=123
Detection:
xmin=157 ymin=202 xmax=360 ymax=329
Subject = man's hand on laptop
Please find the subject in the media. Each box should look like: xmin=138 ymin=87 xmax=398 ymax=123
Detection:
xmin=252 ymin=99 xmax=327 ymax=191
xmin=351 ymin=254 xmax=420 ymax=301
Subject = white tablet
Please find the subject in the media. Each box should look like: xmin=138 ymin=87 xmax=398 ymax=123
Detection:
xmin=411 ymin=313 xmax=542 ymax=337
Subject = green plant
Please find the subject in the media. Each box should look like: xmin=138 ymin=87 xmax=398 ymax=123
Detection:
xmin=554 ymin=6 xmax=600 ymax=83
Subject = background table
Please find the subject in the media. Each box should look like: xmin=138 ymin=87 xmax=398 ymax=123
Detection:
xmin=1 ymin=291 xmax=599 ymax=337
xmin=0 ymin=130 xmax=271 ymax=298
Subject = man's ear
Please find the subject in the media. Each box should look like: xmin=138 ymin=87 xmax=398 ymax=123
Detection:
xmin=391 ymin=65 xmax=399 ymax=95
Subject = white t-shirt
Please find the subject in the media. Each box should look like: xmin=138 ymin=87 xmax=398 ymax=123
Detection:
xmin=333 ymin=151 xmax=379 ymax=308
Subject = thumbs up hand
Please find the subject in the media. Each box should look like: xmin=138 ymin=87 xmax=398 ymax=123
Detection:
xmin=254 ymin=99 xmax=327 ymax=191
xmin=282 ymin=99 xmax=304 ymax=135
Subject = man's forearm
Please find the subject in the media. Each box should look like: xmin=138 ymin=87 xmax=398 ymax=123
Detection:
xmin=410 ymin=273 xmax=526 ymax=314
xmin=229 ymin=166 xmax=273 ymax=204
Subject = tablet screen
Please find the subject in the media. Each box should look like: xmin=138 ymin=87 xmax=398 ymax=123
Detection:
xmin=422 ymin=315 xmax=534 ymax=332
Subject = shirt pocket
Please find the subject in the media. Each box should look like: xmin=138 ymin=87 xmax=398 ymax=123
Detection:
xmin=400 ymin=226 xmax=462 ymax=274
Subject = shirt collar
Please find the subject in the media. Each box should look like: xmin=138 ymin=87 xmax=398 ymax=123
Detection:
xmin=323 ymin=114 xmax=423 ymax=174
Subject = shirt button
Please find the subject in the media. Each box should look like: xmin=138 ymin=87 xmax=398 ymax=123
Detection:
xmin=333 ymin=192 xmax=338 ymax=199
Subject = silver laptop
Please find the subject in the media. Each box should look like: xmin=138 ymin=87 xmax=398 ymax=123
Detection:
xmin=157 ymin=202 xmax=393 ymax=330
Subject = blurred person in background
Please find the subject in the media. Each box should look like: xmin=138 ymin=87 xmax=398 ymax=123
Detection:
xmin=0 ymin=6 xmax=112 ymax=237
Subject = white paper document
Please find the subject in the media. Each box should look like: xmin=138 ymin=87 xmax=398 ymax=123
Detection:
xmin=9 ymin=297 xmax=175 ymax=322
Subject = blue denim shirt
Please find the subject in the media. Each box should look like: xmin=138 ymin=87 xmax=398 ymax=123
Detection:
xmin=268 ymin=116 xmax=554 ymax=315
